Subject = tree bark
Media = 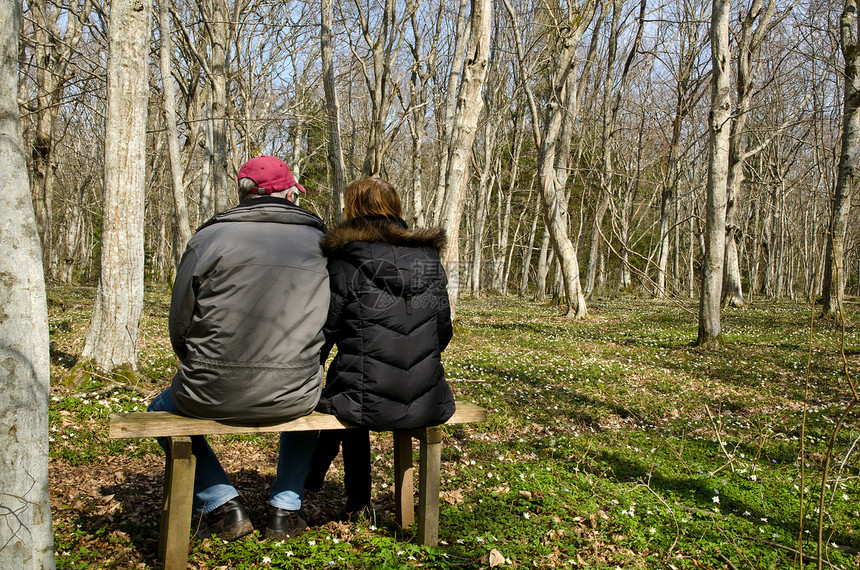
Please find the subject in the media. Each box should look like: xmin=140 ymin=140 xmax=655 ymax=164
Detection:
xmin=723 ymin=0 xmax=779 ymax=308
xmin=520 ymin=191 xmax=541 ymax=296
xmin=82 ymin=0 xmax=151 ymax=371
xmin=439 ymin=0 xmax=492 ymax=316
xmin=159 ymin=0 xmax=192 ymax=268
xmin=697 ymin=0 xmax=731 ymax=348
xmin=209 ymin=0 xmax=232 ymax=212
xmin=430 ymin=0 xmax=470 ymax=225
xmin=822 ymin=0 xmax=859 ymax=318
xmin=0 ymin=0 xmax=55 ymax=563
xmin=505 ymin=0 xmax=599 ymax=318
xmin=322 ymin=0 xmax=345 ymax=222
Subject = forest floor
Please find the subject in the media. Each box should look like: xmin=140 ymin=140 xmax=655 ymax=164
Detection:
xmin=46 ymin=285 xmax=860 ymax=569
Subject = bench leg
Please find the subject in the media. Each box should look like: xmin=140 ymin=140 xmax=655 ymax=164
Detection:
xmin=160 ymin=436 xmax=195 ymax=570
xmin=416 ymin=426 xmax=442 ymax=546
xmin=393 ymin=431 xmax=414 ymax=528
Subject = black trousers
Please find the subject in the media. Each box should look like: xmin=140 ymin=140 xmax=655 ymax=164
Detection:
xmin=306 ymin=428 xmax=371 ymax=511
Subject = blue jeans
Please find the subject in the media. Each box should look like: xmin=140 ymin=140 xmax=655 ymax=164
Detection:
xmin=148 ymin=388 xmax=318 ymax=514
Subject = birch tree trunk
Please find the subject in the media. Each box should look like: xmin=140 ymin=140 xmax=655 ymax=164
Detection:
xmin=82 ymin=0 xmax=150 ymax=372
xmin=520 ymin=192 xmax=541 ymax=296
xmin=822 ymin=0 xmax=859 ymax=318
xmin=210 ymin=0 xmax=232 ymax=211
xmin=697 ymin=0 xmax=731 ymax=348
xmin=505 ymin=0 xmax=598 ymax=318
xmin=322 ymin=0 xmax=345 ymax=221
xmin=723 ymin=0 xmax=779 ymax=308
xmin=159 ymin=0 xmax=192 ymax=268
xmin=470 ymin=142 xmax=495 ymax=295
xmin=439 ymin=0 xmax=492 ymax=315
xmin=431 ymin=0 xmax=470 ymax=225
xmin=406 ymin=2 xmax=429 ymax=227
xmin=0 ymin=0 xmax=55 ymax=563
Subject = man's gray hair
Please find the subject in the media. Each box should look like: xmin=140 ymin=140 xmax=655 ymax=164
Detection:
xmin=238 ymin=177 xmax=259 ymax=203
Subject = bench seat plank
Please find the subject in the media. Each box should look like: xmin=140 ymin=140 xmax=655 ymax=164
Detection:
xmin=109 ymin=400 xmax=488 ymax=439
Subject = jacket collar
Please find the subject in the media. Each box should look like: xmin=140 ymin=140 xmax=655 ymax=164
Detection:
xmin=322 ymin=216 xmax=446 ymax=255
xmin=197 ymin=196 xmax=325 ymax=233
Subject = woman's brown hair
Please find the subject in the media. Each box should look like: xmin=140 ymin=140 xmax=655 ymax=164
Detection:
xmin=343 ymin=178 xmax=403 ymax=221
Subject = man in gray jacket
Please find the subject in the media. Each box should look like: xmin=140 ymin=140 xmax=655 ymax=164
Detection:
xmin=148 ymin=155 xmax=329 ymax=541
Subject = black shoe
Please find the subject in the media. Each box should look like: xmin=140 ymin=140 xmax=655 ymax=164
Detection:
xmin=194 ymin=498 xmax=254 ymax=542
xmin=265 ymin=507 xmax=308 ymax=540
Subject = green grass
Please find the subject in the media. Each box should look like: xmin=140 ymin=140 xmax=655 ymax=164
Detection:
xmin=48 ymin=287 xmax=860 ymax=568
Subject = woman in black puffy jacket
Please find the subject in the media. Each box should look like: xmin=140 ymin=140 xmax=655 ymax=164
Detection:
xmin=306 ymin=177 xmax=455 ymax=517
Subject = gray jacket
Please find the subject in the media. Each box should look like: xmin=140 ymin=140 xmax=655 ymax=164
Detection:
xmin=169 ymin=197 xmax=329 ymax=422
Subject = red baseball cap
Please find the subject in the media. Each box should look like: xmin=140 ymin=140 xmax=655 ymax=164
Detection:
xmin=237 ymin=156 xmax=306 ymax=194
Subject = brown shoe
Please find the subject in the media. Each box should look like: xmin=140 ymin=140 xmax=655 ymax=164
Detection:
xmin=194 ymin=498 xmax=254 ymax=542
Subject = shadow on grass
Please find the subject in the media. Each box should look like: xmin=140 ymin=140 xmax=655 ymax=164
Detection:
xmin=580 ymin=447 xmax=860 ymax=550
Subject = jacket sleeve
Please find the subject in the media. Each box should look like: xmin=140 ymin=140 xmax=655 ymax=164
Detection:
xmin=320 ymin=261 xmax=347 ymax=364
xmin=168 ymin=247 xmax=198 ymax=362
xmin=436 ymin=265 xmax=453 ymax=352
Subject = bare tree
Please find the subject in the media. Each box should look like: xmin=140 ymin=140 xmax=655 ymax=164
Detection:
xmin=698 ymin=0 xmax=731 ymax=348
xmin=322 ymin=0 xmax=346 ymax=220
xmin=722 ymin=0 xmax=784 ymax=308
xmin=822 ymin=0 xmax=859 ymax=318
xmin=655 ymin=0 xmax=709 ymax=298
xmin=81 ymin=0 xmax=151 ymax=372
xmin=26 ymin=0 xmax=92 ymax=275
xmin=159 ymin=0 xmax=192 ymax=267
xmin=439 ymin=0 xmax=492 ymax=314
xmin=583 ymin=0 xmax=645 ymax=299
xmin=505 ymin=0 xmax=601 ymax=317
xmin=0 ymin=0 xmax=54 ymax=564
xmin=430 ymin=0 xmax=470 ymax=224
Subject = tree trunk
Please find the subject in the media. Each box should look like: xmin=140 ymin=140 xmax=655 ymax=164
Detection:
xmin=28 ymin=0 xmax=92 ymax=277
xmin=159 ymin=0 xmax=192 ymax=268
xmin=492 ymin=115 xmax=524 ymax=291
xmin=722 ymin=0 xmax=778 ymax=309
xmin=439 ymin=0 xmax=492 ymax=316
xmin=584 ymin=1 xmax=619 ymax=300
xmin=822 ymin=0 xmax=859 ymax=318
xmin=431 ymin=0 xmax=470 ymax=225
xmin=520 ymin=192 xmax=541 ymax=296
xmin=210 ymin=0 xmax=232 ymax=212
xmin=322 ymin=0 xmax=345 ymax=222
xmin=470 ymin=160 xmax=493 ymax=295
xmin=82 ymin=0 xmax=150 ymax=372
xmin=534 ymin=232 xmax=550 ymax=301
xmin=504 ymin=0 xmax=598 ymax=318
xmin=697 ymin=0 xmax=731 ymax=348
xmin=0 ymin=0 xmax=55 ymax=564
xmin=406 ymin=2 xmax=428 ymax=227
xmin=200 ymin=105 xmax=215 ymax=221
xmin=656 ymin=6 xmax=707 ymax=298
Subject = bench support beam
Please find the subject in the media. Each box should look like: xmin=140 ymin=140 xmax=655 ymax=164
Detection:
xmin=393 ymin=431 xmax=414 ymax=529
xmin=160 ymin=437 xmax=195 ymax=570
xmin=417 ymin=426 xmax=442 ymax=546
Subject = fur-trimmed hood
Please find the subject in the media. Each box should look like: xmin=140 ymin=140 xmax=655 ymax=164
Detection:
xmin=321 ymin=215 xmax=446 ymax=255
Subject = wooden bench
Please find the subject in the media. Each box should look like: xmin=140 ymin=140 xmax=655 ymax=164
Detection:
xmin=109 ymin=401 xmax=487 ymax=570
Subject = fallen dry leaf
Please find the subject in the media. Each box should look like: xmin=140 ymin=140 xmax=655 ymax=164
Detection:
xmin=489 ymin=548 xmax=505 ymax=567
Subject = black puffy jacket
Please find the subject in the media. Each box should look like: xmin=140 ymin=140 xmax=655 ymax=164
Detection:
xmin=315 ymin=215 xmax=455 ymax=431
